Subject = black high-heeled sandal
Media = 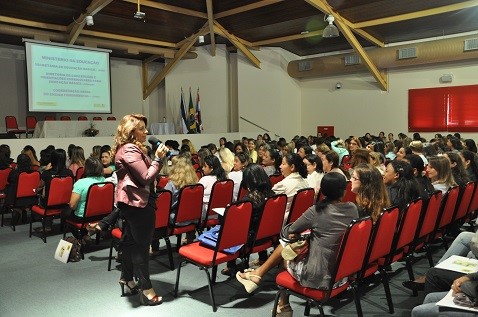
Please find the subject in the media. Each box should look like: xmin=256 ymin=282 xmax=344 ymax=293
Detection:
xmin=139 ymin=291 xmax=163 ymax=306
xmin=119 ymin=280 xmax=139 ymax=297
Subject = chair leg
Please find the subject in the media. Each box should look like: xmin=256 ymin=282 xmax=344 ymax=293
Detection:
xmin=271 ymin=289 xmax=282 ymax=317
xmin=41 ymin=218 xmax=46 ymax=243
xmin=29 ymin=213 xmax=33 ymax=238
xmin=11 ymin=208 xmax=16 ymax=231
xmin=425 ymin=245 xmax=434 ymax=267
xmin=164 ymin=237 xmax=174 ymax=270
xmin=108 ymin=239 xmax=114 ymax=271
xmin=174 ymin=259 xmax=183 ymax=297
xmin=203 ymin=267 xmax=217 ymax=312
xmin=211 ymin=265 xmax=218 ymax=284
xmin=351 ymin=283 xmax=363 ymax=317
xmin=380 ymin=269 xmax=395 ymax=313
xmin=316 ymin=303 xmax=325 ymax=317
xmin=304 ymin=299 xmax=311 ymax=316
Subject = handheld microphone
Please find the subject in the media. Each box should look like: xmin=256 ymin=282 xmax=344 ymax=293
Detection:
xmin=148 ymin=136 xmax=172 ymax=157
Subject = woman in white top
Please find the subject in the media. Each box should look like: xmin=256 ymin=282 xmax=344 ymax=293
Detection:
xmin=303 ymin=154 xmax=324 ymax=193
xmin=218 ymin=147 xmax=234 ymax=175
xmin=426 ymin=155 xmax=456 ymax=194
xmin=199 ymin=155 xmax=227 ymax=220
xmin=262 ymin=147 xmax=281 ymax=176
xmin=272 ymin=153 xmax=309 ymax=221
xmin=228 ymin=152 xmax=249 ymax=201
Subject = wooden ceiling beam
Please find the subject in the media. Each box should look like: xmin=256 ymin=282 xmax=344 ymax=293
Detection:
xmin=143 ymin=23 xmax=209 ymax=99
xmin=206 ymin=0 xmax=216 ymax=56
xmin=122 ymin=0 xmax=207 ymax=19
xmin=305 ymin=0 xmax=387 ymax=90
xmin=214 ymin=21 xmax=260 ymax=68
xmin=215 ymin=0 xmax=284 ymax=19
xmin=0 ymin=15 xmax=65 ymax=32
xmin=354 ymin=1 xmax=478 ymax=29
xmin=67 ymin=0 xmax=114 ymax=44
xmin=81 ymin=29 xmax=176 ymax=48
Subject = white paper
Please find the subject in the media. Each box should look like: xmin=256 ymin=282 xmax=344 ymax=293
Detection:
xmin=435 ymin=255 xmax=478 ymax=274
xmin=212 ymin=207 xmax=225 ymax=216
xmin=436 ymin=289 xmax=478 ymax=312
xmin=54 ymin=239 xmax=73 ymax=263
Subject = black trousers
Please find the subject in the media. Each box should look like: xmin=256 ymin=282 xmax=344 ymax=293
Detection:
xmin=119 ymin=202 xmax=155 ymax=290
xmin=424 ymin=267 xmax=465 ymax=296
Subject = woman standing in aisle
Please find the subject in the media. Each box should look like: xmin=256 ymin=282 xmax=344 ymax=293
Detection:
xmin=113 ymin=114 xmax=168 ymax=306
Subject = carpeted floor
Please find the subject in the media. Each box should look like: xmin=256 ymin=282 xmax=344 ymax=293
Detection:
xmin=0 ymin=214 xmax=440 ymax=317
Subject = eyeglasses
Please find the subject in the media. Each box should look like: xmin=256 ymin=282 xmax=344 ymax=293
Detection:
xmin=351 ymin=176 xmax=360 ymax=181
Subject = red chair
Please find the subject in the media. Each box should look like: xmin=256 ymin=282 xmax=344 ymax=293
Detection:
xmin=5 ymin=116 xmax=26 ymax=138
xmin=273 ymin=217 xmax=373 ymax=317
xmin=0 ymin=167 xmax=12 ymax=224
xmin=25 ymin=115 xmax=37 ymax=138
xmin=106 ymin=116 xmax=116 ymax=121
xmin=152 ymin=190 xmax=175 ymax=269
xmin=29 ymin=176 xmax=73 ymax=243
xmin=3 ymin=171 xmax=40 ymax=230
xmin=169 ymin=184 xmax=204 ymax=248
xmin=286 ymin=187 xmax=315 ymax=224
xmin=467 ymin=180 xmax=478 ymax=216
xmin=453 ymin=181 xmax=475 ymax=223
xmin=237 ymin=186 xmax=248 ymax=201
xmin=60 ymin=116 xmax=71 ymax=121
xmin=107 ymin=227 xmax=122 ymax=271
xmin=92 ymin=116 xmax=102 ymax=121
xmin=78 ymin=116 xmax=88 ymax=121
xmin=75 ymin=167 xmax=84 ymax=181
xmin=358 ymin=206 xmax=400 ymax=314
xmin=342 ymin=181 xmax=357 ymax=203
xmin=245 ymin=194 xmax=287 ymax=263
xmin=195 ymin=169 xmax=203 ymax=180
xmin=174 ymin=201 xmax=253 ymax=312
xmin=433 ymin=186 xmax=460 ymax=245
xmin=44 ymin=115 xmax=55 ymax=121
xmin=269 ymin=174 xmax=284 ymax=187
xmin=64 ymin=182 xmax=115 ymax=257
xmin=202 ymin=179 xmax=234 ymax=228
xmin=156 ymin=175 xmax=169 ymax=191
xmin=341 ymin=155 xmax=351 ymax=170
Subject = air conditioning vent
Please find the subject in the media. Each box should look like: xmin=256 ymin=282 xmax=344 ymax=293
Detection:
xmin=344 ymin=55 xmax=360 ymax=66
xmin=398 ymin=47 xmax=417 ymax=60
xmin=298 ymin=61 xmax=312 ymax=72
xmin=464 ymin=38 xmax=478 ymax=51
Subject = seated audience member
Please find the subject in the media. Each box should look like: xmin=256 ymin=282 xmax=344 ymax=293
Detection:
xmin=330 ymin=139 xmax=349 ymax=165
xmin=90 ymin=145 xmax=101 ymax=160
xmin=384 ymin=141 xmax=396 ymax=160
xmin=219 ymin=137 xmax=227 ymax=149
xmin=321 ymin=151 xmax=348 ymax=179
xmin=460 ymin=150 xmax=478 ymax=182
xmin=182 ymin=139 xmax=197 ymax=154
xmin=5 ymin=154 xmax=36 ymax=224
xmin=348 ymin=136 xmax=362 ymax=155
xmin=369 ymin=151 xmax=385 ymax=175
xmin=218 ymin=147 xmax=235 ymax=174
xmin=350 ymin=163 xmax=390 ymax=222
xmin=297 ymin=145 xmax=312 ymax=159
xmin=404 ymin=154 xmax=436 ymax=200
xmin=22 ymin=145 xmax=41 ymax=168
xmin=348 ymin=148 xmax=370 ymax=176
xmin=196 ymin=147 xmax=211 ymax=169
xmin=199 ymin=155 xmax=227 ymax=221
xmin=236 ymin=172 xmax=359 ymax=316
xmin=66 ymin=157 xmax=106 ymax=242
xmin=38 ymin=145 xmax=55 ymax=172
xmin=165 ymin=140 xmax=180 ymax=156
xmin=444 ymin=151 xmax=470 ymax=187
xmin=256 ymin=134 xmax=264 ymax=146
xmin=427 ymin=155 xmax=457 ymax=194
xmin=223 ymin=164 xmax=274 ymax=275
xmin=303 ymin=154 xmax=324 ymax=193
xmin=382 ymin=160 xmax=420 ymax=211
xmin=234 ymin=142 xmax=249 ymax=156
xmin=224 ymin=141 xmax=235 ymax=153
xmin=395 ymin=147 xmax=411 ymax=161
xmin=262 ymin=133 xmax=271 ymax=144
xmin=248 ymin=139 xmax=258 ymax=163
xmin=409 ymin=140 xmax=429 ymax=165
xmin=0 ymin=144 xmax=13 ymax=168
xmin=256 ymin=143 xmax=270 ymax=165
xmin=463 ymin=139 xmax=478 ymax=153
xmin=100 ymin=148 xmax=115 ymax=178
xmin=272 ymin=153 xmax=309 ymax=222
xmin=447 ymin=136 xmax=463 ymax=152
xmin=262 ymin=147 xmax=281 ymax=176
xmin=314 ymin=143 xmax=330 ymax=158
xmin=228 ymin=152 xmax=249 ymax=201
xmin=68 ymin=146 xmax=86 ymax=176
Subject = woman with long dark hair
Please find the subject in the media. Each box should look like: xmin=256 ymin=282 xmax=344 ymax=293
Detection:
xmin=382 ymin=160 xmax=420 ymax=211
xmin=460 ymin=150 xmax=478 ymax=182
xmin=199 ymin=155 xmax=227 ymax=220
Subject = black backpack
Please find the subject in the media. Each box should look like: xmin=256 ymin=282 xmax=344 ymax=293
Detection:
xmin=64 ymin=236 xmax=82 ymax=262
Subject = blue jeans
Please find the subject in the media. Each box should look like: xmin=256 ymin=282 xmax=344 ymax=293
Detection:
xmin=412 ymin=292 xmax=478 ymax=317
xmin=438 ymin=231 xmax=476 ymax=264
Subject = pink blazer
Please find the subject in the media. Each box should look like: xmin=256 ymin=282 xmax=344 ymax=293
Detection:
xmin=115 ymin=144 xmax=162 ymax=208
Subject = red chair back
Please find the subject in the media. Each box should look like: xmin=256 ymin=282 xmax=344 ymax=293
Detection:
xmin=216 ymin=201 xmax=253 ymax=252
xmin=342 ymin=181 xmax=356 ymax=203
xmin=44 ymin=115 xmax=55 ymax=121
xmin=269 ymin=174 xmax=284 ymax=187
xmin=107 ymin=116 xmax=116 ymax=121
xmin=286 ymin=187 xmax=315 ymax=224
xmin=195 ymin=170 xmax=203 ymax=180
xmin=437 ymin=186 xmax=460 ymax=230
xmin=0 ymin=168 xmax=12 ymax=191
xmin=15 ymin=171 xmax=40 ymax=199
xmin=418 ymin=191 xmax=443 ymax=239
xmin=174 ymin=184 xmax=204 ymax=224
xmin=204 ymin=179 xmax=234 ymax=227
xmin=341 ymin=155 xmax=350 ymax=168
xmin=394 ymin=198 xmax=424 ymax=251
xmin=83 ymin=182 xmax=115 ymax=218
xmin=60 ymin=116 xmax=71 ymax=121
xmin=5 ymin=116 xmax=19 ymax=130
xmin=78 ymin=116 xmax=88 ymax=121
xmin=155 ymin=190 xmax=172 ymax=229
xmin=454 ymin=182 xmax=475 ymax=222
xmin=92 ymin=116 xmax=102 ymax=120
xmin=75 ymin=167 xmax=84 ymax=181
xmin=26 ymin=116 xmax=37 ymax=135
xmin=156 ymin=175 xmax=169 ymax=191
xmin=254 ymin=194 xmax=287 ymax=242
xmin=45 ymin=176 xmax=74 ymax=207
xmin=468 ymin=181 xmax=478 ymax=215
xmin=365 ymin=207 xmax=400 ymax=267
xmin=237 ymin=186 xmax=248 ymax=201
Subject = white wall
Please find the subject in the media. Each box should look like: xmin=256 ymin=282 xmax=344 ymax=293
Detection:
xmin=301 ymin=60 xmax=478 ymax=140
xmin=237 ymin=47 xmax=301 ymax=141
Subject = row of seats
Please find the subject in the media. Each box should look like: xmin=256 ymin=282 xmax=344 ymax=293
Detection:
xmin=4 ymin=115 xmax=117 ymax=138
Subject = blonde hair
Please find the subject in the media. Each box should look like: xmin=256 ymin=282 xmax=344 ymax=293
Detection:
xmin=182 ymin=139 xmax=197 ymax=154
xmin=112 ymin=114 xmax=148 ymax=157
xmin=219 ymin=147 xmax=234 ymax=173
xmin=168 ymin=155 xmax=198 ymax=188
xmin=409 ymin=140 xmax=424 ymax=153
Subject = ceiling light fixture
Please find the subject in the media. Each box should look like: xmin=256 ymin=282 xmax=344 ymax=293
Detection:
xmin=134 ymin=0 xmax=145 ymax=20
xmin=85 ymin=15 xmax=94 ymax=26
xmin=322 ymin=15 xmax=339 ymax=38
xmin=198 ymin=35 xmax=205 ymax=44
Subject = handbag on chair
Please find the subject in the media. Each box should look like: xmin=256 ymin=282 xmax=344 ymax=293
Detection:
xmin=280 ymin=223 xmax=310 ymax=261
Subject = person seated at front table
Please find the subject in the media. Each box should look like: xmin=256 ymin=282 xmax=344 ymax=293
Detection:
xmin=236 ymin=172 xmax=359 ymax=316
xmin=66 ymin=157 xmax=106 ymax=243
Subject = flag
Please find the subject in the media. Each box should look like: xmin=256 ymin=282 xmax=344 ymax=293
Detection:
xmin=179 ymin=88 xmax=188 ymax=134
xmin=188 ymin=87 xmax=196 ymax=133
xmin=195 ymin=88 xmax=203 ymax=133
